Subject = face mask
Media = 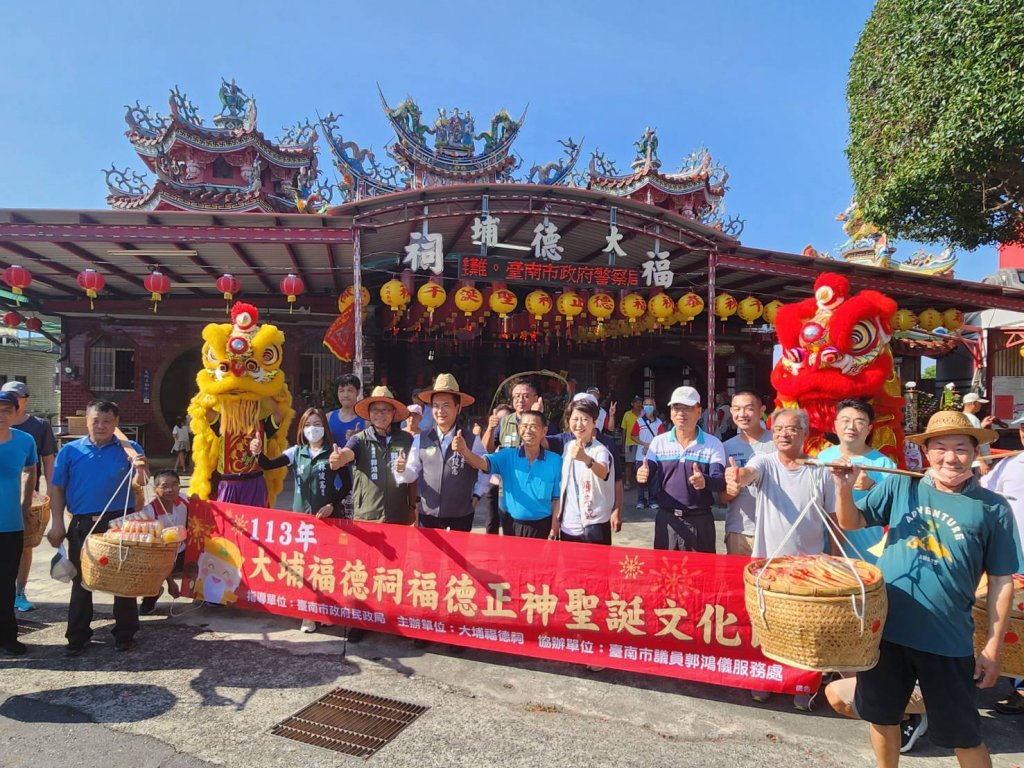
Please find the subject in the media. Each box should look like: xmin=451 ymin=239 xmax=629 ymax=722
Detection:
xmin=643 ymin=405 xmax=655 ymax=416
xmin=304 ymin=425 xmax=325 ymax=443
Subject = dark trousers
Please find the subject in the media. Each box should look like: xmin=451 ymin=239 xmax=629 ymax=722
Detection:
xmin=653 ymin=508 xmax=716 ymax=553
xmin=67 ymin=515 xmax=140 ymax=647
xmin=1 ymin=530 xmax=23 ymax=644
xmin=559 ymin=521 xmax=612 ymax=545
xmin=501 ymin=512 xmax=552 ymax=539
xmin=483 ymin=485 xmax=501 ymax=535
xmin=419 ymin=513 xmax=474 ymax=532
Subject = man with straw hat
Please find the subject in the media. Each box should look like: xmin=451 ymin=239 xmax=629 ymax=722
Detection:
xmin=329 ymin=386 xmax=413 ymax=527
xmin=833 ymin=410 xmax=1022 ymax=767
xmin=393 ymin=374 xmax=488 ymax=533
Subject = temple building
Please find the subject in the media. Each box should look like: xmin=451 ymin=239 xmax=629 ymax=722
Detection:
xmin=2 ymin=85 xmax=1023 ymax=455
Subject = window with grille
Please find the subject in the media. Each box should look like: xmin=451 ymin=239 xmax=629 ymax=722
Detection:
xmin=89 ymin=343 xmax=136 ymax=391
xmin=299 ymin=350 xmax=344 ymax=408
xmin=212 ymin=156 xmax=233 ymax=180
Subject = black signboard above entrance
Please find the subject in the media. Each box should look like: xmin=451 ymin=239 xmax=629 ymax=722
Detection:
xmin=458 ymin=255 xmax=640 ymax=289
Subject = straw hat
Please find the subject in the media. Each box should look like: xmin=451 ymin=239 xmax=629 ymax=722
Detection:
xmin=417 ymin=373 xmax=475 ymax=407
xmin=354 ymin=386 xmax=409 ymax=422
xmin=907 ymin=410 xmax=998 ymax=446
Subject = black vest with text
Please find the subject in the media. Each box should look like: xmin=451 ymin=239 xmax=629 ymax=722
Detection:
xmin=418 ymin=424 xmax=479 ymax=519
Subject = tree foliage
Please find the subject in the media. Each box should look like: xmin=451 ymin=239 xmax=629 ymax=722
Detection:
xmin=847 ymin=0 xmax=1024 ymax=250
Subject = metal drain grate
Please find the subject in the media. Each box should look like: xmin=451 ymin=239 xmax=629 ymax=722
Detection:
xmin=270 ymin=687 xmax=428 ymax=758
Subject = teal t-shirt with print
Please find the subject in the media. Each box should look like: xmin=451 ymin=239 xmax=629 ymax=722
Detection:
xmin=856 ymin=473 xmax=1022 ymax=657
xmin=817 ymin=445 xmax=895 ymax=564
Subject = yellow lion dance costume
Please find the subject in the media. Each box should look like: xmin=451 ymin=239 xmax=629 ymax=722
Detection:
xmin=188 ymin=302 xmax=294 ymax=506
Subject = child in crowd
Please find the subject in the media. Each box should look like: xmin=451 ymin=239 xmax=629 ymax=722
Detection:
xmin=139 ymin=469 xmax=188 ymax=615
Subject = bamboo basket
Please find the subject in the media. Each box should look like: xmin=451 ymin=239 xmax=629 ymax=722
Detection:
xmin=22 ymin=493 xmax=50 ymax=548
xmin=744 ymin=557 xmax=888 ymax=672
xmin=81 ymin=534 xmax=179 ymax=598
xmin=972 ymin=577 xmax=1024 ymax=678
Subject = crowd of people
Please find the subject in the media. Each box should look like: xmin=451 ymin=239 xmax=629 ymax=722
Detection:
xmin=2 ymin=372 xmax=1023 ymax=768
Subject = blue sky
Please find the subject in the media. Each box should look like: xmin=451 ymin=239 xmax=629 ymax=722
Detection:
xmin=0 ymin=0 xmax=998 ymax=282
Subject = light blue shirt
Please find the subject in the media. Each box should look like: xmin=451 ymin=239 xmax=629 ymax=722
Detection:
xmin=52 ymin=436 xmax=142 ymax=516
xmin=817 ymin=445 xmax=896 ymax=563
xmin=0 ymin=430 xmax=37 ymax=532
xmin=485 ymin=447 xmax=562 ymax=521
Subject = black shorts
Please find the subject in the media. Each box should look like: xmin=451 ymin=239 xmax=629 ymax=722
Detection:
xmin=653 ymin=508 xmax=716 ymax=553
xmin=855 ymin=639 xmax=982 ymax=750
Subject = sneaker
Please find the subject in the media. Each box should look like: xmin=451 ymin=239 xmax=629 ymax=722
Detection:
xmin=899 ymin=713 xmax=928 ymax=753
xmin=635 ymin=501 xmax=645 ymax=510
xmin=1 ymin=639 xmax=27 ymax=656
xmin=14 ymin=592 xmax=34 ymax=612
xmin=993 ymin=690 xmax=1024 ymax=715
xmin=793 ymin=692 xmax=816 ymax=712
xmin=300 ymin=620 xmax=317 ymax=634
xmin=750 ymin=690 xmax=771 ymax=703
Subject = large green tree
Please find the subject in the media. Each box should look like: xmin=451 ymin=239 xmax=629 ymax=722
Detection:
xmin=847 ymin=0 xmax=1024 ymax=250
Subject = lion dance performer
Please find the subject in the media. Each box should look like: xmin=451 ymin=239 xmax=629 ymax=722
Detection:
xmin=188 ymin=302 xmax=294 ymax=505
xmin=771 ymin=273 xmax=905 ymax=465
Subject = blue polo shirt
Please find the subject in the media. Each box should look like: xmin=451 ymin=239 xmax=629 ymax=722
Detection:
xmin=485 ymin=446 xmax=562 ymax=521
xmin=646 ymin=428 xmax=726 ymax=511
xmin=52 ymin=436 xmax=143 ymax=516
xmin=0 ymin=430 xmax=38 ymax=532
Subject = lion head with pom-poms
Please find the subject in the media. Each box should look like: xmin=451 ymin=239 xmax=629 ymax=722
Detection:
xmin=770 ymin=273 xmax=905 ymax=464
xmin=187 ymin=301 xmax=294 ymax=502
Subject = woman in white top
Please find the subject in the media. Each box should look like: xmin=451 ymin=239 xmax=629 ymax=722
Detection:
xmin=554 ymin=399 xmax=615 ymax=544
xmin=171 ymin=415 xmax=191 ymax=473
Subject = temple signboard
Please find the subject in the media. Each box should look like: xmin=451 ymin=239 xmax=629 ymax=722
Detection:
xmin=459 ymin=254 xmax=640 ymax=289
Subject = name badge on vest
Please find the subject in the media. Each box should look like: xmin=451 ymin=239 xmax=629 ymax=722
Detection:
xmin=450 ymin=452 xmax=464 ymax=476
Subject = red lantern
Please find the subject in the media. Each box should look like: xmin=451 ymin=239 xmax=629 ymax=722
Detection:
xmin=76 ymin=269 xmax=106 ymax=309
xmin=24 ymin=316 xmax=42 ymax=333
xmin=3 ymin=311 xmax=22 ymax=328
xmin=279 ymin=273 xmax=305 ymax=313
xmin=143 ymin=270 xmax=171 ymax=313
xmin=216 ymin=273 xmax=241 ymax=313
xmin=2 ymin=265 xmax=32 ymax=305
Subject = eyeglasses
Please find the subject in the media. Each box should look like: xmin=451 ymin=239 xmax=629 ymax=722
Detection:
xmin=772 ymin=426 xmax=802 ymax=435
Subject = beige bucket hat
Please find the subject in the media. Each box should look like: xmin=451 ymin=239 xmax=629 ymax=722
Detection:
xmin=417 ymin=373 xmax=476 ymax=407
xmin=907 ymin=409 xmax=998 ymax=446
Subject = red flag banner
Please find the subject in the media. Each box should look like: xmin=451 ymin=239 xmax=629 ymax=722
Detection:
xmin=182 ymin=500 xmax=821 ymax=695
xmin=322 ymin=303 xmax=355 ymax=361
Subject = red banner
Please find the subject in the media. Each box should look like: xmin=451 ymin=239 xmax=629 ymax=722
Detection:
xmin=182 ymin=500 xmax=821 ymax=695
xmin=322 ymin=303 xmax=355 ymax=361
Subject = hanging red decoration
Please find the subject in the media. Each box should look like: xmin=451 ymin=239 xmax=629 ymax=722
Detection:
xmin=279 ymin=273 xmax=305 ymax=313
xmin=24 ymin=316 xmax=42 ymax=333
xmin=216 ymin=273 xmax=241 ymax=313
xmin=143 ymin=270 xmax=171 ymax=313
xmin=76 ymin=269 xmax=105 ymax=310
xmin=3 ymin=311 xmax=22 ymax=328
xmin=2 ymin=265 xmax=32 ymax=305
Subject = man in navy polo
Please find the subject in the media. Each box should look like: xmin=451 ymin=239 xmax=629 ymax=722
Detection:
xmin=0 ymin=390 xmax=37 ymax=656
xmin=457 ymin=409 xmax=562 ymax=538
xmin=47 ymin=400 xmax=148 ymax=655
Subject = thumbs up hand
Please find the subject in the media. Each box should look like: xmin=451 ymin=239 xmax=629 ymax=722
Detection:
xmin=329 ymin=443 xmax=344 ymax=470
xmin=636 ymin=456 xmax=650 ymax=484
xmin=395 ymin=447 xmax=407 ymax=474
xmin=724 ymin=457 xmax=741 ymax=495
xmin=488 ymin=413 xmax=501 ymax=431
xmin=532 ymin=396 xmax=545 ymax=413
xmin=689 ymin=462 xmax=706 ymax=491
xmin=249 ymin=435 xmax=263 ymax=456
xmin=452 ymin=429 xmax=467 ymax=456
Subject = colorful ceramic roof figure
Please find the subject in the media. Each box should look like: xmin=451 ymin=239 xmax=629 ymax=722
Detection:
xmin=319 ymin=88 xmax=584 ymax=200
xmin=104 ymin=79 xmax=324 ymax=213
xmin=586 ymin=130 xmax=740 ymax=235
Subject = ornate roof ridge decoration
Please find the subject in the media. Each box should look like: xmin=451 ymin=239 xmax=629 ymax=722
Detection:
xmin=802 ymin=198 xmax=958 ymax=277
xmin=321 ymin=88 xmax=584 ymax=201
xmin=109 ymin=79 xmax=322 ymax=213
xmin=586 ymin=129 xmax=742 ymax=236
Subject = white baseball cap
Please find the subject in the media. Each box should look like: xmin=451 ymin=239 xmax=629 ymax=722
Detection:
xmin=572 ymin=392 xmax=600 ymax=406
xmin=962 ymin=393 xmax=988 ymax=404
xmin=667 ymin=386 xmax=701 ymax=407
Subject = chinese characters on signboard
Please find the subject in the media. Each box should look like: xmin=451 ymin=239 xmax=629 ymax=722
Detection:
xmin=459 ymin=255 xmax=640 ymax=289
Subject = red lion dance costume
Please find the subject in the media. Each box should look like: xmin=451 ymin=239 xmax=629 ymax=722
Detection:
xmin=770 ymin=273 xmax=905 ymax=465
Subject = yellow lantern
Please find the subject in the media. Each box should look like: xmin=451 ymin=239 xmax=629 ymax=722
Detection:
xmin=587 ymin=292 xmax=615 ymax=332
xmin=763 ymin=299 xmax=783 ymax=326
xmin=525 ymin=289 xmax=553 ymax=321
xmin=891 ymin=308 xmax=917 ymax=332
xmin=416 ymin=280 xmax=447 ymax=322
xmin=648 ymin=293 xmax=676 ymax=324
xmin=737 ymin=295 xmax=764 ymax=326
xmin=489 ymin=287 xmax=518 ymax=334
xmin=454 ymin=285 xmax=483 ymax=317
xmin=715 ymin=292 xmax=738 ymax=321
xmin=677 ymin=291 xmax=704 ymax=322
xmin=942 ymin=308 xmax=965 ymax=332
xmin=556 ymin=290 xmax=585 ymax=327
xmin=619 ymin=292 xmax=647 ymax=324
xmin=918 ymin=307 xmax=942 ymax=331
xmin=379 ymin=279 xmax=411 ymax=315
xmin=338 ymin=285 xmax=371 ymax=314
